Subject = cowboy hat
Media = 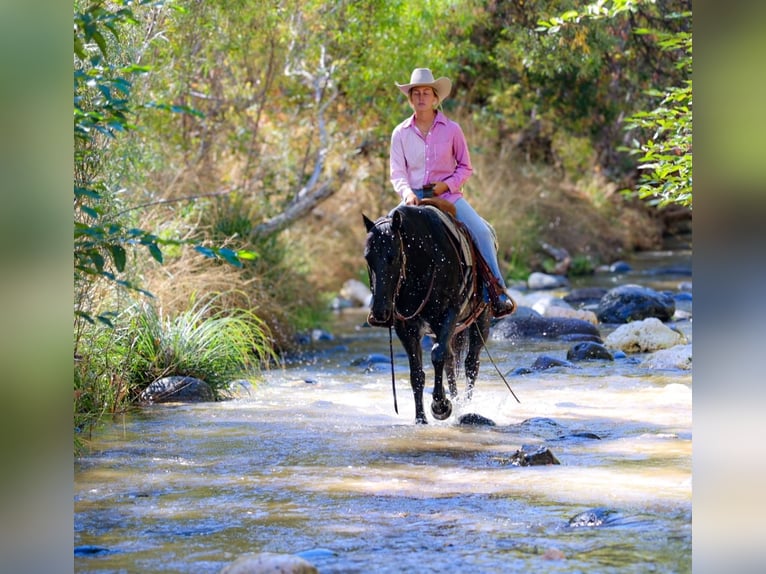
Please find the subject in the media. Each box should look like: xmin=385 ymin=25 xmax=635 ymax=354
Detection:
xmin=395 ymin=68 xmax=452 ymax=101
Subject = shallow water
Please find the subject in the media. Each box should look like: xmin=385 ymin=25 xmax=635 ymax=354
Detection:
xmin=74 ymin=249 xmax=692 ymax=573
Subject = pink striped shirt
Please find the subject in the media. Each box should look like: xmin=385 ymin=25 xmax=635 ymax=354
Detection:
xmin=389 ymin=111 xmax=473 ymax=204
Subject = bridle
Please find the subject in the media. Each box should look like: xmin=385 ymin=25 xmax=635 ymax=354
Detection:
xmin=367 ymin=217 xmax=436 ymax=327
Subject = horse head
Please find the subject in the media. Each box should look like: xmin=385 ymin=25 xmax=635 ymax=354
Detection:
xmin=363 ymin=212 xmax=404 ymax=327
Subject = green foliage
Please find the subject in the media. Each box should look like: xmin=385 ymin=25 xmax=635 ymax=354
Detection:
xmin=538 ymin=1 xmax=692 ymax=208
xmin=622 ymin=27 xmax=692 ymax=208
xmin=74 ymin=0 xmax=256 ymax=324
xmin=569 ymin=254 xmax=597 ymax=276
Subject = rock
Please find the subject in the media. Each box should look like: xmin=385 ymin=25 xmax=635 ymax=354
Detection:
xmin=540 ymin=305 xmax=598 ymax=325
xmin=604 ymin=317 xmax=687 ymax=353
xmin=340 ymin=279 xmax=372 ymax=308
xmin=609 ymin=261 xmax=632 ymax=273
xmin=509 ymin=445 xmax=560 ymax=466
xmin=458 ymin=413 xmax=496 ymax=426
xmin=596 ymin=284 xmax=675 ymax=323
xmin=566 ymin=342 xmax=614 ymax=362
xmin=542 ymin=547 xmax=566 ymax=560
xmin=641 ymin=344 xmax=692 ymax=370
xmin=139 ymin=376 xmax=214 ymax=404
xmin=219 ymin=553 xmax=318 ymax=574
xmin=530 ymin=355 xmax=579 ymax=371
xmin=492 ymin=309 xmax=602 ymax=342
xmin=568 ymin=508 xmax=618 ymax=528
xmin=74 ymin=545 xmax=111 ymax=556
xmin=563 ymin=287 xmax=608 ymax=306
xmin=527 ymin=271 xmax=569 ymax=290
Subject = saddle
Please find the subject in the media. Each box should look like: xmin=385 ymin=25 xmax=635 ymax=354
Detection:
xmin=419 ymin=202 xmax=491 ymax=329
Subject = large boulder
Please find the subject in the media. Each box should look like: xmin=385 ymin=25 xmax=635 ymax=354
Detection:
xmin=139 ymin=376 xmax=214 ymax=404
xmin=596 ymin=284 xmax=675 ymax=323
xmin=604 ymin=317 xmax=687 ymax=353
xmin=492 ymin=307 xmax=602 ymax=342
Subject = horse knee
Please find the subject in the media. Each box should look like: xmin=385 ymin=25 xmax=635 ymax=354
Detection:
xmin=430 ymin=342 xmax=447 ymax=365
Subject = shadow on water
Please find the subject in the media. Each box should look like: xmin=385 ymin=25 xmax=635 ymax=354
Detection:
xmin=75 ymin=247 xmax=691 ymax=573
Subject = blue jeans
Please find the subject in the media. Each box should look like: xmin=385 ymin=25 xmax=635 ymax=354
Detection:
xmin=453 ymin=198 xmax=507 ymax=289
xmin=407 ymin=192 xmax=507 ymax=290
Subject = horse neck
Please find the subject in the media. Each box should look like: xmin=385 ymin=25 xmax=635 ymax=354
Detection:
xmin=396 ymin=220 xmax=458 ymax=300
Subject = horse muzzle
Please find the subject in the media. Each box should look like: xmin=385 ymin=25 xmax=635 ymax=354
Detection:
xmin=367 ymin=310 xmax=393 ymax=327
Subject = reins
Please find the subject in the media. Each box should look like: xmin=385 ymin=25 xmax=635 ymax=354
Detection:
xmin=388 ymin=325 xmax=398 ymax=414
xmin=392 ymin=233 xmax=437 ymax=322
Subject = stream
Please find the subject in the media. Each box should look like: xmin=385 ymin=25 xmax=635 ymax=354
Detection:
xmin=74 ymin=245 xmax=692 ymax=573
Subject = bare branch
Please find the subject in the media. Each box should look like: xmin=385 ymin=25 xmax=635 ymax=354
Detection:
xmin=252 ymin=26 xmax=342 ymax=240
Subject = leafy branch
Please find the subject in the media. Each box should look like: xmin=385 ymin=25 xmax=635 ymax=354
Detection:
xmin=74 ymin=0 xmax=256 ymax=326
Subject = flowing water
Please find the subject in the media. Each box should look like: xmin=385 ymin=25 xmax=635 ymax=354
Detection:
xmin=74 ymin=247 xmax=692 ymax=573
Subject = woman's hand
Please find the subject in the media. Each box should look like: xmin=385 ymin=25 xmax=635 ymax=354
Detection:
xmin=432 ymin=182 xmax=449 ymax=195
xmin=404 ymin=190 xmax=419 ymax=205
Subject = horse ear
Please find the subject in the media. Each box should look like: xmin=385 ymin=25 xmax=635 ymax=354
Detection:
xmin=362 ymin=214 xmax=375 ymax=232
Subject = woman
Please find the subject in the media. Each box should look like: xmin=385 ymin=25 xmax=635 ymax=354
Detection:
xmin=389 ymin=68 xmax=516 ymax=318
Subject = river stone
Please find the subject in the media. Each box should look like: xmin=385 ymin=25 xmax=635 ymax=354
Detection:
xmin=458 ymin=413 xmax=496 ymax=426
xmin=568 ymin=508 xmax=619 ymax=528
xmin=527 ymin=271 xmax=569 ymax=290
xmin=596 ymin=284 xmax=675 ymax=323
xmin=139 ymin=376 xmax=214 ymax=404
xmin=641 ymin=344 xmax=692 ymax=370
xmin=541 ymin=305 xmax=598 ymax=324
xmin=531 ymin=355 xmax=579 ymax=371
xmin=563 ymin=287 xmax=608 ymax=306
xmin=340 ymin=278 xmax=373 ymax=307
xmin=219 ymin=553 xmax=318 ymax=574
xmin=604 ymin=317 xmax=687 ymax=353
xmin=566 ymin=341 xmax=614 ymax=362
xmin=492 ymin=308 xmax=602 ymax=342
xmin=509 ymin=445 xmax=560 ymax=466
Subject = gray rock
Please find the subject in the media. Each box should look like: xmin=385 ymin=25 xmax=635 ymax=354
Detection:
xmin=566 ymin=341 xmax=614 ymax=362
xmin=139 ymin=376 xmax=214 ymax=404
xmin=493 ymin=309 xmax=602 ymax=342
xmin=596 ymin=284 xmax=675 ymax=323
xmin=219 ymin=553 xmax=318 ymax=574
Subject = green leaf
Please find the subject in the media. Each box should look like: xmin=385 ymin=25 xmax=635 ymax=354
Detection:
xmin=236 ymin=249 xmax=259 ymax=261
xmin=218 ymin=248 xmax=243 ymax=268
xmin=195 ymin=245 xmax=216 ymax=259
xmin=148 ymin=243 xmax=163 ymax=263
xmin=110 ymin=245 xmax=127 ymax=272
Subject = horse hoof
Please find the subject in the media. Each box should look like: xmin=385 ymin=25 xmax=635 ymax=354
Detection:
xmin=430 ymin=399 xmax=452 ymax=420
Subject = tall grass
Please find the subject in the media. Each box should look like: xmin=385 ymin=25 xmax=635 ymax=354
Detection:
xmin=117 ymin=296 xmax=277 ymax=395
xmin=74 ymin=294 xmax=277 ymax=452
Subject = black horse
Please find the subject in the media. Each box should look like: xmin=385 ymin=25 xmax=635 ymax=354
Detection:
xmin=363 ymin=204 xmax=493 ymax=424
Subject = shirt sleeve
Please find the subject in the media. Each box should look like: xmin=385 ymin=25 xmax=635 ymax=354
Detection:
xmin=443 ymin=122 xmax=472 ymax=194
xmin=390 ymin=127 xmax=411 ymax=200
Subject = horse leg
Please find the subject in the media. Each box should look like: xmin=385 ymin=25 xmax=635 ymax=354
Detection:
xmin=446 ymin=331 xmax=464 ymax=399
xmin=396 ymin=323 xmax=428 ymax=424
xmin=464 ymin=309 xmax=491 ymax=401
xmin=429 ymin=312 xmax=458 ymax=421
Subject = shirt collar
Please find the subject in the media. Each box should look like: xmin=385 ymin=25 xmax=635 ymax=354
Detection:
xmin=404 ymin=110 xmax=446 ymax=128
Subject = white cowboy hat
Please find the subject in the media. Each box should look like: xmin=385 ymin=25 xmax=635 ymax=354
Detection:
xmin=395 ymin=68 xmax=452 ymax=101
